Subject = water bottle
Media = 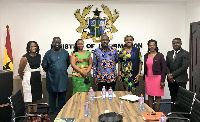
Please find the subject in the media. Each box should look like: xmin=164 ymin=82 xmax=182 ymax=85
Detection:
xmin=159 ymin=114 xmax=166 ymax=122
xmin=120 ymin=101 xmax=124 ymax=113
xmin=102 ymin=86 xmax=106 ymax=99
xmin=108 ymin=87 xmax=113 ymax=100
xmin=89 ymin=87 xmax=94 ymax=101
xmin=84 ymin=100 xmax=90 ymax=116
xmin=139 ymin=94 xmax=144 ymax=110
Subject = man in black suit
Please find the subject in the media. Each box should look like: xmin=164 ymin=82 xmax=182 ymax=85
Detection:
xmin=166 ymin=38 xmax=190 ymax=111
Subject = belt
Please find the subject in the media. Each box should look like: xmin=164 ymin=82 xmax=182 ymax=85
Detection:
xmin=24 ymin=68 xmax=40 ymax=72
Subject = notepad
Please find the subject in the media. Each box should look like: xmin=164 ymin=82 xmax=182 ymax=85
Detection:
xmin=142 ymin=112 xmax=167 ymax=121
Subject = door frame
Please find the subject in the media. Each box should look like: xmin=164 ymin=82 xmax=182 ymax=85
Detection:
xmin=189 ymin=21 xmax=200 ymax=93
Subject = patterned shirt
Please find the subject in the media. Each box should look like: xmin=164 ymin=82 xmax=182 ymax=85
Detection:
xmin=93 ymin=46 xmax=118 ymax=83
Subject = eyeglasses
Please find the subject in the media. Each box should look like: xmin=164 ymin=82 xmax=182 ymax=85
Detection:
xmin=148 ymin=45 xmax=156 ymax=47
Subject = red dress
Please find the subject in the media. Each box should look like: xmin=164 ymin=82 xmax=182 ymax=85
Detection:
xmin=145 ymin=55 xmax=164 ymax=96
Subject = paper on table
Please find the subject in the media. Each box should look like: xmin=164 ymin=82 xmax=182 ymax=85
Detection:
xmin=142 ymin=116 xmax=146 ymax=120
xmin=119 ymin=95 xmax=139 ymax=102
xmin=54 ymin=118 xmax=75 ymax=122
xmin=104 ymin=110 xmax=109 ymax=113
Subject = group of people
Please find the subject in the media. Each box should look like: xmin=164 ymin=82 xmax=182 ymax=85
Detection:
xmin=18 ymin=35 xmax=190 ymax=115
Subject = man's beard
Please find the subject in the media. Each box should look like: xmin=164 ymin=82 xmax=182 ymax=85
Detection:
xmin=53 ymin=45 xmax=61 ymax=51
xmin=174 ymin=46 xmax=181 ymax=51
xmin=101 ymin=44 xmax=108 ymax=48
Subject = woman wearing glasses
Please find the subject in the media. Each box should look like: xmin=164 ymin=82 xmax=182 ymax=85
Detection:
xmin=118 ymin=35 xmax=142 ymax=94
xmin=144 ymin=39 xmax=166 ymax=112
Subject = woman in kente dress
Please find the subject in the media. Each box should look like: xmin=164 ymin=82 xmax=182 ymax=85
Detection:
xmin=70 ymin=39 xmax=93 ymax=95
xmin=118 ymin=35 xmax=142 ymax=94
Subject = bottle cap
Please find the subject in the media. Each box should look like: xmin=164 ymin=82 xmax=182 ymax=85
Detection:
xmin=90 ymin=87 xmax=92 ymax=89
xmin=110 ymin=87 xmax=112 ymax=89
xmin=86 ymin=100 xmax=88 ymax=101
xmin=141 ymin=94 xmax=143 ymax=96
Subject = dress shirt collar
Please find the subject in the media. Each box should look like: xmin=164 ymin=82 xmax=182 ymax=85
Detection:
xmin=173 ymin=48 xmax=181 ymax=59
xmin=173 ymin=48 xmax=181 ymax=54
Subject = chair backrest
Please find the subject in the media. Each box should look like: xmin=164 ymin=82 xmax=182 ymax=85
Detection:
xmin=175 ymin=86 xmax=195 ymax=113
xmin=9 ymin=90 xmax=25 ymax=122
xmin=190 ymin=99 xmax=200 ymax=122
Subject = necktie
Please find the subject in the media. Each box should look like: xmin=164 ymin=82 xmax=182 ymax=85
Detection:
xmin=173 ymin=51 xmax=177 ymax=62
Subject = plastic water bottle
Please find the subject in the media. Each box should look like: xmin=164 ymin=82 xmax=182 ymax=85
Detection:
xmin=102 ymin=86 xmax=106 ymax=99
xmin=108 ymin=87 xmax=113 ymax=100
xmin=159 ymin=114 xmax=166 ymax=122
xmin=139 ymin=94 xmax=144 ymax=110
xmin=120 ymin=101 xmax=124 ymax=113
xmin=84 ymin=100 xmax=90 ymax=116
xmin=89 ymin=87 xmax=94 ymax=101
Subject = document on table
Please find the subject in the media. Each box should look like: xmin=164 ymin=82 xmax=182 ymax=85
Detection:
xmin=54 ymin=118 xmax=75 ymax=122
xmin=119 ymin=94 xmax=139 ymax=102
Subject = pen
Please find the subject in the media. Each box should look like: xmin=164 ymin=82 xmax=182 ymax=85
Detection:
xmin=147 ymin=113 xmax=157 ymax=115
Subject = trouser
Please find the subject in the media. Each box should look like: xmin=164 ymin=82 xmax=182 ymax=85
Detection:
xmin=98 ymin=82 xmax=116 ymax=91
xmin=168 ymin=82 xmax=187 ymax=112
xmin=48 ymin=91 xmax=66 ymax=114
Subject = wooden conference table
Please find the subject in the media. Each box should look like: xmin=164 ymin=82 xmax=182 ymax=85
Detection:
xmin=56 ymin=91 xmax=156 ymax=122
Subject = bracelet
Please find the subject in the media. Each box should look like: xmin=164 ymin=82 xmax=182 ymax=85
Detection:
xmin=137 ymin=74 xmax=141 ymax=76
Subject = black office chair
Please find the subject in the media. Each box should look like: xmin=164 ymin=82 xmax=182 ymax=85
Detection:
xmin=167 ymin=98 xmax=200 ymax=122
xmin=154 ymin=86 xmax=196 ymax=118
xmin=9 ymin=90 xmax=49 ymax=122
xmin=169 ymin=86 xmax=195 ymax=115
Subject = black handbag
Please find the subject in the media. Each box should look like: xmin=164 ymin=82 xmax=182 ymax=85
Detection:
xmin=84 ymin=77 xmax=90 ymax=84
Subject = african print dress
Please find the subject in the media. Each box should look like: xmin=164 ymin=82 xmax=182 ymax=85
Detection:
xmin=119 ymin=47 xmax=142 ymax=94
xmin=22 ymin=53 xmax=42 ymax=102
xmin=71 ymin=51 xmax=91 ymax=95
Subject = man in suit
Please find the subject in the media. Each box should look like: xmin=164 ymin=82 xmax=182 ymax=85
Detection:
xmin=166 ymin=38 xmax=190 ymax=111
